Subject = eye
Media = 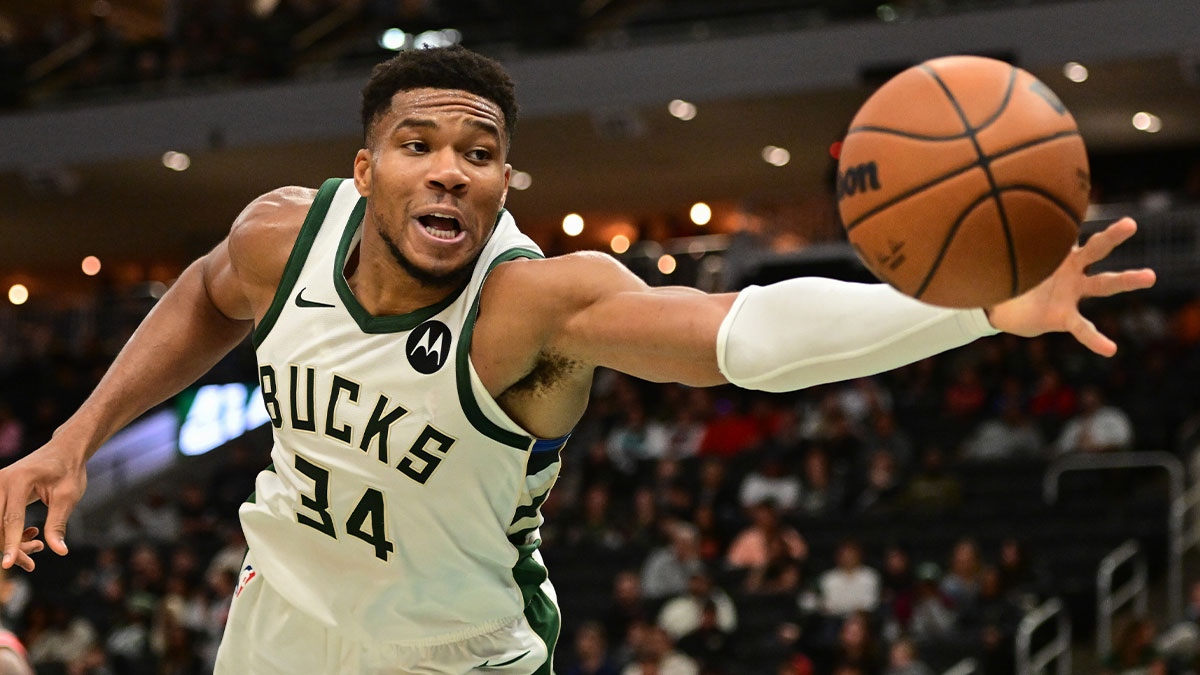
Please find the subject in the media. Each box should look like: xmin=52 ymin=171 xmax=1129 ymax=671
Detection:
xmin=402 ymin=140 xmax=429 ymax=153
xmin=466 ymin=148 xmax=493 ymax=162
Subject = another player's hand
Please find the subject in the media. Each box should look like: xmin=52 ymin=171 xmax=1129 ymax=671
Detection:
xmin=985 ymin=217 xmax=1156 ymax=355
xmin=0 ymin=441 xmax=86 ymax=570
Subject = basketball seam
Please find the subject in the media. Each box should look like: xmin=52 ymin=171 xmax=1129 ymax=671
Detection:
xmin=920 ymin=64 xmax=1020 ymax=298
xmin=913 ymin=185 xmax=1079 ymax=300
xmin=842 ymin=130 xmax=1081 ymax=234
xmin=845 ymin=67 xmax=1017 ymax=141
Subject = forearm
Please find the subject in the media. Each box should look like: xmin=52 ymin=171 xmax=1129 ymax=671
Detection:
xmin=55 ymin=261 xmax=253 ymax=459
xmin=717 ymin=278 xmax=998 ymax=392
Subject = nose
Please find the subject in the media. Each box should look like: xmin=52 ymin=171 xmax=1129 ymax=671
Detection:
xmin=426 ymin=148 xmax=468 ymax=195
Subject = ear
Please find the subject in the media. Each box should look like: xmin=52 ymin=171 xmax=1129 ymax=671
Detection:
xmin=353 ymin=148 xmax=373 ymax=196
xmin=499 ymin=163 xmax=512 ymax=208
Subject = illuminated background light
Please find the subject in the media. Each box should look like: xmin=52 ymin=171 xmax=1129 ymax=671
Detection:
xmin=668 ymin=99 xmax=698 ymax=121
xmin=510 ymin=170 xmax=532 ymax=191
xmin=610 ymin=234 xmax=631 ymax=254
xmin=162 ymin=151 xmax=191 ymax=172
xmin=1063 ymin=61 xmax=1089 ymax=83
xmin=1132 ymin=111 xmax=1162 ymax=133
xmin=657 ymin=255 xmax=677 ymax=275
xmin=690 ymin=202 xmax=712 ymax=226
xmin=562 ymin=213 xmax=585 ymax=236
xmin=8 ymin=284 xmax=28 ymax=305
xmin=82 ymin=256 xmax=102 ymax=276
xmin=762 ymin=145 xmax=791 ymax=167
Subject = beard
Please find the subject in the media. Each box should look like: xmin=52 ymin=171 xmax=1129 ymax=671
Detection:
xmin=379 ymin=225 xmax=479 ymax=289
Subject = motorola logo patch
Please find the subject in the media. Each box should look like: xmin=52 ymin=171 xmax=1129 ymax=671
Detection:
xmin=406 ymin=320 xmax=452 ymax=374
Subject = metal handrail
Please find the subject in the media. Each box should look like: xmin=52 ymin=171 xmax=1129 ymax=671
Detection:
xmin=942 ymin=658 xmax=978 ymax=675
xmin=1016 ymin=598 xmax=1071 ymax=675
xmin=1043 ymin=451 xmax=1184 ymax=621
xmin=1096 ymin=539 xmax=1148 ymax=657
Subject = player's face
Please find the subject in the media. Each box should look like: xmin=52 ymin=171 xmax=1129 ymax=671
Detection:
xmin=354 ymin=87 xmax=511 ymax=287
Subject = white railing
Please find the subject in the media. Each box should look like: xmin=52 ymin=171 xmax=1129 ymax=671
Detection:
xmin=1043 ymin=451 xmax=1184 ymax=621
xmin=1016 ymin=598 xmax=1071 ymax=675
xmin=942 ymin=657 xmax=978 ymax=675
xmin=1096 ymin=539 xmax=1148 ymax=657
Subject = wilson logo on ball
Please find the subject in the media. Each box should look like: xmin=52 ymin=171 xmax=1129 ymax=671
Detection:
xmin=836 ymin=161 xmax=881 ymax=200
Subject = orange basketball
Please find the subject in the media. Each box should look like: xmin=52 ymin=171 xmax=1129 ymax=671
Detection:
xmin=836 ymin=55 xmax=1090 ymax=308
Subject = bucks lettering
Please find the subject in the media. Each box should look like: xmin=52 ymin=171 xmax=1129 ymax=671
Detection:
xmin=258 ymin=363 xmax=455 ymax=483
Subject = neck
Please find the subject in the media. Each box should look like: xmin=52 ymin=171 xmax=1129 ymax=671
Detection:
xmin=348 ymin=232 xmax=463 ymax=316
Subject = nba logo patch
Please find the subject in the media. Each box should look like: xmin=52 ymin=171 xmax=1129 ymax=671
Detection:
xmin=235 ymin=564 xmax=257 ymax=598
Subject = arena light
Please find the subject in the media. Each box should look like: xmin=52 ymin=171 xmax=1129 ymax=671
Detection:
xmin=414 ymin=29 xmax=462 ymax=49
xmin=668 ymin=99 xmax=697 ymax=121
xmin=81 ymin=256 xmax=102 ymax=276
xmin=162 ymin=151 xmax=190 ymax=172
xmin=762 ymin=145 xmax=791 ymax=167
xmin=1063 ymin=62 xmax=1089 ymax=83
xmin=7 ymin=284 xmax=27 ymax=305
xmin=379 ymin=28 xmax=408 ymax=51
xmin=657 ymin=255 xmax=677 ymax=275
xmin=562 ymin=213 xmax=584 ymax=236
xmin=510 ymin=170 xmax=532 ymax=191
xmin=1132 ymin=112 xmax=1162 ymax=133
xmin=690 ymin=202 xmax=712 ymax=226
xmin=610 ymin=234 xmax=630 ymax=254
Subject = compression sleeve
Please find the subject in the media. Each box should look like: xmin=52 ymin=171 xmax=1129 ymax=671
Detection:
xmin=716 ymin=278 xmax=999 ymax=392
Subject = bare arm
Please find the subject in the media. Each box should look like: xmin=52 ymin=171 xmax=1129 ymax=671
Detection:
xmin=0 ymin=187 xmax=312 ymax=569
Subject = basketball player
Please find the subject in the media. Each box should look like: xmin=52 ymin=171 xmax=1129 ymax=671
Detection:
xmin=0 ymin=46 xmax=1154 ymax=673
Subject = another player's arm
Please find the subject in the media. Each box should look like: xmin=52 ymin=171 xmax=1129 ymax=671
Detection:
xmin=0 ymin=187 xmax=310 ymax=569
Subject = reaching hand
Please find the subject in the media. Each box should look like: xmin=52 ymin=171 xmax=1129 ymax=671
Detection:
xmin=986 ymin=217 xmax=1157 ymax=355
xmin=0 ymin=441 xmax=87 ymax=570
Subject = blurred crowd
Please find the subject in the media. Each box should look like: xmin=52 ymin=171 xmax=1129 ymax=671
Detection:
xmin=0 ymin=284 xmax=1198 ymax=673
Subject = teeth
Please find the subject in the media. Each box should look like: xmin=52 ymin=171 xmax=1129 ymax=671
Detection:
xmin=424 ymin=225 xmax=458 ymax=240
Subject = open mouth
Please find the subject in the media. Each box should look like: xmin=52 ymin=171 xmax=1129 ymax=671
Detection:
xmin=418 ymin=215 xmax=462 ymax=241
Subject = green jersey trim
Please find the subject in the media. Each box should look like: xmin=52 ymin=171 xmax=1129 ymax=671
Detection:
xmin=455 ymin=248 xmax=544 ymax=450
xmin=331 ymin=198 xmax=468 ymax=333
xmin=512 ymin=541 xmax=560 ymax=675
xmin=252 ymin=178 xmax=342 ymax=348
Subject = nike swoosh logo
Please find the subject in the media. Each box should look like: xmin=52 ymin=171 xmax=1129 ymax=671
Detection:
xmin=295 ymin=287 xmax=335 ymax=308
xmin=476 ymin=650 xmax=531 ymax=669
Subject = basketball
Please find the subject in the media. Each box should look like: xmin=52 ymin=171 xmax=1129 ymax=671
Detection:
xmin=836 ymin=55 xmax=1091 ymax=308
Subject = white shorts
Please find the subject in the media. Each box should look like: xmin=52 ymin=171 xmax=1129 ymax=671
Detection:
xmin=214 ymin=551 xmax=555 ymax=674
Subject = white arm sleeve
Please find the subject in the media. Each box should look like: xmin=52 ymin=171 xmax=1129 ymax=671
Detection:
xmin=716 ymin=278 xmax=999 ymax=392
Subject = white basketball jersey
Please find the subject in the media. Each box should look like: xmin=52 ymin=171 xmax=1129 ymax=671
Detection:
xmin=242 ymin=178 xmax=566 ymax=645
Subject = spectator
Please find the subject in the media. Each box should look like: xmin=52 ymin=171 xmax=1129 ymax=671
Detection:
xmin=961 ymin=400 xmax=1045 ymax=461
xmin=907 ymin=563 xmax=956 ymax=641
xmin=826 ymin=611 xmax=885 ymax=675
xmin=698 ymin=396 xmax=764 ymax=459
xmin=657 ymin=570 xmax=737 ymax=641
xmin=900 ymin=446 xmax=962 ymax=514
xmin=1056 ymin=385 xmax=1134 ymax=454
xmin=676 ymin=600 xmax=734 ymax=672
xmin=608 ymin=404 xmax=670 ymax=473
xmin=743 ymin=533 xmax=804 ymax=595
xmin=879 ymin=544 xmax=917 ymax=632
xmin=694 ymin=459 xmax=741 ymax=534
xmin=642 ymin=523 xmax=706 ymax=600
xmin=796 ymin=446 xmax=846 ymax=517
xmin=605 ymin=571 xmax=650 ymax=652
xmin=1029 ymin=367 xmax=1077 ymax=437
xmin=852 ymin=449 xmax=903 ymax=515
xmin=1102 ymin=617 xmax=1166 ymax=675
xmin=566 ymin=621 xmax=621 ymax=675
xmin=940 ymin=538 xmax=984 ymax=611
xmin=956 ymin=567 xmax=1021 ymax=635
xmin=622 ymin=625 xmax=699 ymax=675
xmin=131 ymin=490 xmax=181 ymax=545
xmin=996 ymin=537 xmax=1046 ymax=609
xmin=566 ymin=483 xmax=626 ymax=551
xmin=883 ymin=637 xmax=934 ymax=675
xmin=819 ymin=539 xmax=881 ymax=619
xmin=726 ymin=500 xmax=807 ymax=571
xmin=861 ymin=410 xmax=914 ymax=475
xmin=739 ymin=448 xmax=801 ymax=511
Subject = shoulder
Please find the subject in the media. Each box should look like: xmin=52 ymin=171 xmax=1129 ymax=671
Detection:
xmin=483 ymin=250 xmax=646 ymax=312
xmin=225 ymin=186 xmax=317 ymax=287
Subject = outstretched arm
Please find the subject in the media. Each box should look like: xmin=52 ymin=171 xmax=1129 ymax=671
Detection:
xmin=0 ymin=188 xmax=312 ymax=570
xmin=546 ymin=217 xmax=1152 ymax=390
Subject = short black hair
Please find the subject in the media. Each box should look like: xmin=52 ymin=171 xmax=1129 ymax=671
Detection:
xmin=360 ymin=46 xmax=519 ymax=147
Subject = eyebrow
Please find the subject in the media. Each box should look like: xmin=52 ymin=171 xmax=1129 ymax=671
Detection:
xmin=391 ymin=116 xmax=502 ymax=143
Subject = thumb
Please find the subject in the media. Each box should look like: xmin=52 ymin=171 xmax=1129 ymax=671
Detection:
xmin=44 ymin=493 xmax=79 ymax=557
